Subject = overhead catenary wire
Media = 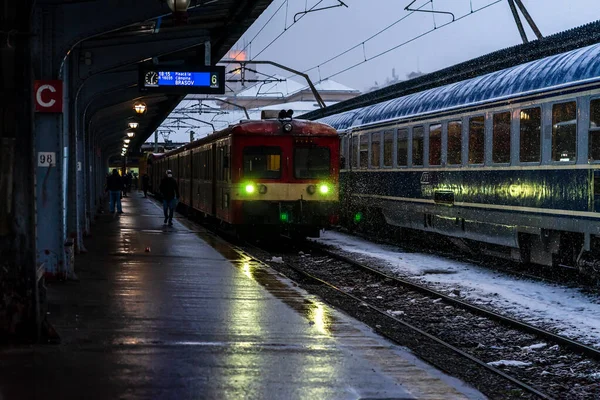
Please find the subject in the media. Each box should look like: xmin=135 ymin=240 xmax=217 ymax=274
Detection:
xmin=317 ymin=0 xmax=503 ymax=82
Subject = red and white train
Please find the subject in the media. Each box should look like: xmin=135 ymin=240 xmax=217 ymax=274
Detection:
xmin=147 ymin=113 xmax=340 ymax=238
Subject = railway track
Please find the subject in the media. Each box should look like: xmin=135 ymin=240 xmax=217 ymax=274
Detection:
xmin=231 ymin=240 xmax=551 ymax=399
xmin=305 ymin=240 xmax=600 ymax=362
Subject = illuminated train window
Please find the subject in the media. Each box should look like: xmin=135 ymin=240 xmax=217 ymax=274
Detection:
xmin=447 ymin=120 xmax=462 ymax=165
xmin=589 ymin=99 xmax=600 ymax=162
xmin=468 ymin=116 xmax=485 ymax=164
xmin=520 ymin=107 xmax=541 ymax=163
xmin=396 ymin=129 xmax=408 ymax=167
xmin=412 ymin=126 xmax=424 ymax=166
xmin=552 ymin=101 xmax=577 ymax=162
xmin=429 ymin=124 xmax=442 ymax=166
xmin=493 ymin=112 xmax=511 ymax=164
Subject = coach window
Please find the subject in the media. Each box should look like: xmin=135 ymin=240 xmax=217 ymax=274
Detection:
xmin=412 ymin=126 xmax=424 ymax=166
xmin=448 ymin=121 xmax=462 ymax=165
xmin=520 ymin=107 xmax=541 ymax=163
xmin=397 ymin=129 xmax=408 ymax=166
xmin=383 ymin=130 xmax=394 ymax=167
xmin=468 ymin=116 xmax=485 ymax=164
xmin=429 ymin=124 xmax=442 ymax=166
xmin=589 ymin=99 xmax=600 ymax=161
xmin=371 ymin=132 xmax=381 ymax=168
xmin=243 ymin=146 xmax=281 ymax=179
xmin=359 ymin=134 xmax=369 ymax=168
xmin=351 ymin=134 xmax=359 ymax=168
xmin=340 ymin=136 xmax=348 ymax=168
xmin=552 ymin=101 xmax=577 ymax=162
xmin=493 ymin=112 xmax=511 ymax=163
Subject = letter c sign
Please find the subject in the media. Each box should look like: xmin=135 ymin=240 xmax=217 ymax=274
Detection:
xmin=34 ymin=80 xmax=63 ymax=113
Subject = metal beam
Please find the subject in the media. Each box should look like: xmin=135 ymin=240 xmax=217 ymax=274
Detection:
xmin=76 ymin=29 xmax=210 ymax=79
xmin=508 ymin=0 xmax=528 ymax=44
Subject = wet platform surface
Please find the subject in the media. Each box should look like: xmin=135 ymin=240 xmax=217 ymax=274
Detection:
xmin=0 ymin=193 xmax=484 ymax=400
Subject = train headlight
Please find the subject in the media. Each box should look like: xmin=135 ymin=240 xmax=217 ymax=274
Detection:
xmin=245 ymin=184 xmax=256 ymax=194
xmin=258 ymin=184 xmax=268 ymax=194
xmin=319 ymin=184 xmax=330 ymax=194
xmin=307 ymin=185 xmax=316 ymax=195
xmin=283 ymin=123 xmax=293 ymax=133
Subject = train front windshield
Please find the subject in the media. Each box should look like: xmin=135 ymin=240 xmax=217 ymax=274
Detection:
xmin=294 ymin=147 xmax=331 ymax=179
xmin=243 ymin=146 xmax=282 ymax=179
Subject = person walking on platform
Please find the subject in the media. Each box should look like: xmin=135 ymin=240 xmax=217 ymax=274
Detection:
xmin=141 ymin=173 xmax=150 ymax=198
xmin=159 ymin=170 xmax=179 ymax=226
xmin=106 ymin=169 xmax=124 ymax=214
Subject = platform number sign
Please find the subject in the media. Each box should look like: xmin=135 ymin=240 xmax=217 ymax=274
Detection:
xmin=38 ymin=152 xmax=56 ymax=167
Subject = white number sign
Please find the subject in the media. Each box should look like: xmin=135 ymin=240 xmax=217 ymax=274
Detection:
xmin=38 ymin=152 xmax=56 ymax=167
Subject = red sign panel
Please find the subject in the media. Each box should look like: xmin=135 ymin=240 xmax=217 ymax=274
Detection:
xmin=34 ymin=80 xmax=63 ymax=113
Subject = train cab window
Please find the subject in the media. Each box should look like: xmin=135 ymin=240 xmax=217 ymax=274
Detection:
xmin=359 ymin=134 xmax=368 ymax=169
xmin=520 ymin=107 xmax=541 ymax=163
xmin=589 ymin=99 xmax=600 ymax=161
xmin=397 ymin=129 xmax=408 ymax=166
xmin=243 ymin=146 xmax=281 ymax=179
xmin=429 ymin=124 xmax=442 ymax=166
xmin=412 ymin=126 xmax=424 ymax=166
xmin=468 ymin=116 xmax=485 ymax=164
xmin=552 ymin=101 xmax=577 ymax=162
xmin=371 ymin=132 xmax=381 ymax=168
xmin=294 ymin=147 xmax=331 ymax=179
xmin=447 ymin=121 xmax=462 ymax=165
xmin=383 ymin=131 xmax=394 ymax=167
xmin=493 ymin=112 xmax=511 ymax=163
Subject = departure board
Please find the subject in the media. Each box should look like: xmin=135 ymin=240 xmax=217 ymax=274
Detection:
xmin=139 ymin=66 xmax=225 ymax=94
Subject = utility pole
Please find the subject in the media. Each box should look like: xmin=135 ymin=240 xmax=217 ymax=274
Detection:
xmin=507 ymin=0 xmax=543 ymax=44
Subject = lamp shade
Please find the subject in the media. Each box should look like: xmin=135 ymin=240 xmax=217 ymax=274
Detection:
xmin=166 ymin=0 xmax=191 ymax=12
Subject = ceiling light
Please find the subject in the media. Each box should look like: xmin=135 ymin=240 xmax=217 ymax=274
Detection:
xmin=133 ymin=102 xmax=147 ymax=115
xmin=127 ymin=132 xmax=135 ymax=138
xmin=128 ymin=122 xmax=139 ymax=129
xmin=124 ymin=139 xmax=131 ymax=144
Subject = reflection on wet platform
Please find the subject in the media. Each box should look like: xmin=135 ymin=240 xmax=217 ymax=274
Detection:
xmin=0 ymin=195 xmax=482 ymax=400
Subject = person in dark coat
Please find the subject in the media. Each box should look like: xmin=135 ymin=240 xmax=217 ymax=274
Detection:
xmin=141 ymin=173 xmax=150 ymax=198
xmin=159 ymin=169 xmax=179 ymax=225
xmin=105 ymin=169 xmax=124 ymax=214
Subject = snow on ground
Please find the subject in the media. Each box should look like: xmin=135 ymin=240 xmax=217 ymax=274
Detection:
xmin=315 ymin=231 xmax=600 ymax=347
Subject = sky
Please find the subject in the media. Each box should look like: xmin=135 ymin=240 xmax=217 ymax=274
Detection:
xmin=155 ymin=0 xmax=600 ymax=143
xmin=230 ymin=0 xmax=599 ymax=91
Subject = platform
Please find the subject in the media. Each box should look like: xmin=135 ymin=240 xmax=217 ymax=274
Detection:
xmin=0 ymin=193 xmax=484 ymax=400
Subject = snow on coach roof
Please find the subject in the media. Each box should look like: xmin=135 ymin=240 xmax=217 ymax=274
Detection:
xmin=320 ymin=42 xmax=600 ymax=130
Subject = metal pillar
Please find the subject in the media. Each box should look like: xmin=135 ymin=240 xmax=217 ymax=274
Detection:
xmin=33 ymin=7 xmax=69 ymax=280
xmin=0 ymin=0 xmax=39 ymax=340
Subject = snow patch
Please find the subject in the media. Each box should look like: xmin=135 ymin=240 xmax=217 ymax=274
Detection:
xmin=387 ymin=310 xmax=405 ymax=316
xmin=314 ymin=231 xmax=600 ymax=347
xmin=521 ymin=343 xmax=548 ymax=351
xmin=488 ymin=360 xmax=532 ymax=367
xmin=269 ymin=257 xmax=284 ymax=264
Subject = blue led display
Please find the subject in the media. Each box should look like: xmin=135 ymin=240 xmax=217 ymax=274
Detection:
xmin=158 ymin=71 xmax=212 ymax=87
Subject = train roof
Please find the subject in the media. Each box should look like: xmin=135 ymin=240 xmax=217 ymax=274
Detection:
xmin=320 ymin=42 xmax=600 ymax=130
xmin=153 ymin=119 xmax=337 ymax=158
